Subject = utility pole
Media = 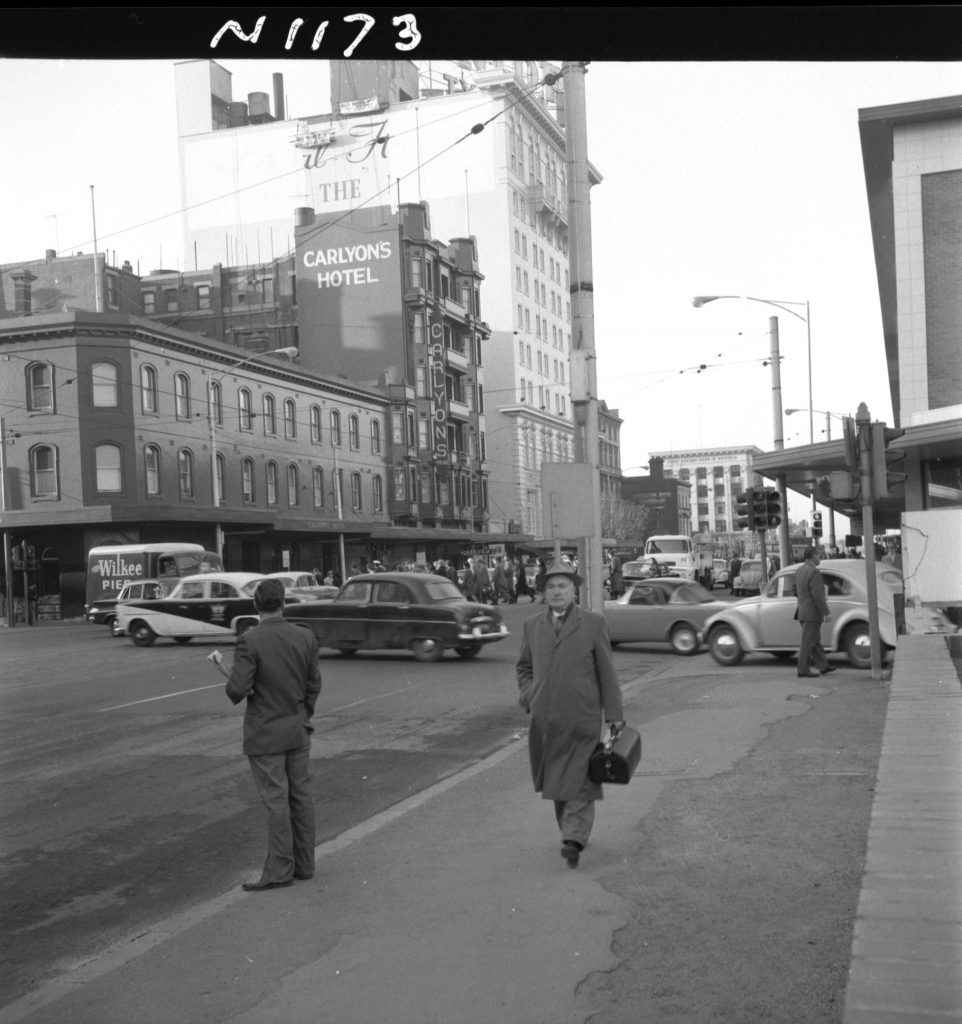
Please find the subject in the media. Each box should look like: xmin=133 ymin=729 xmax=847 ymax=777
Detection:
xmin=856 ymin=401 xmax=884 ymax=682
xmin=768 ymin=316 xmax=791 ymax=569
xmin=562 ymin=61 xmax=604 ymax=610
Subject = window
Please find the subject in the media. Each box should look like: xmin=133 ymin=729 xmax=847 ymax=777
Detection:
xmin=412 ymin=311 xmax=425 ymax=346
xmin=214 ymin=452 xmax=225 ymax=504
xmin=310 ymin=404 xmax=322 ymax=444
xmin=92 ymin=362 xmax=119 ymax=408
xmin=196 ymin=284 xmax=211 ymax=310
xmin=145 ymin=444 xmax=161 ymax=496
xmin=210 ymin=380 xmax=223 ymax=425
xmin=371 ymin=418 xmax=381 ymax=454
xmin=287 ymin=464 xmax=299 ymax=506
xmin=373 ymin=474 xmax=383 ymax=512
xmin=30 ymin=445 xmax=58 ymax=498
xmin=27 ymin=363 xmax=54 ymax=412
xmin=142 ymin=291 xmax=155 ymax=315
xmin=349 ymin=414 xmax=359 ymax=450
xmin=330 ymin=410 xmax=341 ymax=446
xmin=262 ymin=394 xmax=276 ymax=435
xmin=164 ymin=289 xmax=179 ymax=313
xmin=178 ymin=449 xmax=194 ymax=498
xmin=352 ymin=472 xmax=362 ymax=510
xmin=238 ymin=388 xmax=253 ymax=431
xmin=174 ymin=373 xmax=191 ymax=420
xmin=312 ymin=467 xmax=324 ymax=509
xmin=266 ymin=462 xmax=278 ymax=505
xmin=410 ymin=257 xmax=422 ymax=289
xmin=140 ymin=365 xmax=159 ymax=414
xmin=284 ymin=399 xmax=297 ymax=439
xmin=95 ymin=443 xmax=122 ymax=492
xmin=242 ymin=458 xmax=255 ymax=501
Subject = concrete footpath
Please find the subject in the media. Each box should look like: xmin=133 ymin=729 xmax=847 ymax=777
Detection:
xmin=1 ymin=633 xmax=960 ymax=1024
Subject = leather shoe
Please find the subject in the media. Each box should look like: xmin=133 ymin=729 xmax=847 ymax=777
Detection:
xmin=797 ymin=671 xmax=821 ymax=678
xmin=241 ymin=878 xmax=294 ymax=892
xmin=561 ymin=842 xmax=581 ymax=868
xmin=293 ymin=871 xmax=314 ymax=880
xmin=820 ymin=665 xmax=836 ymax=674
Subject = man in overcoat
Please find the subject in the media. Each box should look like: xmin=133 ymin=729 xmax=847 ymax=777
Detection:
xmin=795 ymin=546 xmax=835 ymax=678
xmin=516 ymin=560 xmax=625 ymax=868
xmin=224 ymin=578 xmax=322 ymax=891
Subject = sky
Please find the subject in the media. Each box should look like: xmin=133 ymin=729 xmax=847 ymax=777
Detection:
xmin=2 ymin=50 xmax=960 ymax=522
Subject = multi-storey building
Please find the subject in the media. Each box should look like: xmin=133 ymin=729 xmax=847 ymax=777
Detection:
xmin=0 ymin=250 xmax=142 ymax=317
xmin=620 ymin=458 xmax=693 ymax=538
xmin=172 ymin=57 xmax=606 ymax=538
xmin=646 ymin=446 xmax=765 ymax=535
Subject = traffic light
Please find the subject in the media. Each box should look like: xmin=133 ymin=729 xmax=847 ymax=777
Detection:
xmin=734 ymin=490 xmax=754 ymax=530
xmin=812 ymin=511 xmax=823 ymax=537
xmin=869 ymin=422 xmax=907 ymax=500
xmin=751 ymin=488 xmax=771 ymax=531
xmin=11 ymin=545 xmax=25 ymax=570
xmin=764 ymin=488 xmax=783 ymax=528
xmin=842 ymin=415 xmax=858 ymax=471
xmin=25 ymin=545 xmax=37 ymax=570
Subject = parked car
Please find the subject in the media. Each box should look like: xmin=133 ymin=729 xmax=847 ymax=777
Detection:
xmin=711 ymin=559 xmax=731 ymax=590
xmin=604 ymin=578 xmax=730 ymax=655
xmin=731 ymin=559 xmax=764 ymax=596
xmin=116 ymin=572 xmax=268 ymax=646
xmin=283 ymin=571 xmax=509 ymax=662
xmin=700 ymin=559 xmax=898 ymax=669
xmin=622 ymin=557 xmax=674 ymax=583
xmin=265 ymin=571 xmax=339 ymax=601
xmin=110 ymin=578 xmax=171 ymax=636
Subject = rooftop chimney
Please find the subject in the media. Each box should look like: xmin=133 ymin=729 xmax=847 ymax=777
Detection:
xmin=11 ymin=269 xmax=37 ymax=315
xmin=273 ymin=73 xmax=285 ymax=120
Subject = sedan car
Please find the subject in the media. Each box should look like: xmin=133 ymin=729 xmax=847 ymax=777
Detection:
xmin=604 ymin=578 xmax=730 ymax=655
xmin=265 ymin=571 xmax=339 ymax=601
xmin=731 ymin=559 xmax=764 ymax=596
xmin=109 ymin=579 xmax=171 ymax=636
xmin=700 ymin=559 xmax=898 ymax=669
xmin=282 ymin=572 xmax=509 ymax=662
xmin=622 ymin=557 xmax=674 ymax=582
xmin=116 ymin=572 xmax=267 ymax=646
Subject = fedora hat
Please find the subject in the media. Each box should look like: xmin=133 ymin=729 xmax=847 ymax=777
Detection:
xmin=543 ymin=559 xmax=583 ymax=587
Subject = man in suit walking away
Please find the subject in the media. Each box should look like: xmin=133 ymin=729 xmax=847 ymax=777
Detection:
xmin=516 ymin=560 xmax=625 ymax=869
xmin=795 ymin=547 xmax=835 ymax=679
xmin=223 ymin=578 xmax=322 ymax=891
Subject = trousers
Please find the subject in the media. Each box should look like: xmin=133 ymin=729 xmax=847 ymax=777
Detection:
xmin=248 ymin=745 xmax=316 ymax=882
xmin=553 ymin=799 xmax=595 ymax=848
xmin=798 ymin=619 xmax=829 ymax=673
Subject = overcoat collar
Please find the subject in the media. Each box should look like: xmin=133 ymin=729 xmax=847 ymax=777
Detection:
xmin=541 ymin=604 xmax=582 ymax=644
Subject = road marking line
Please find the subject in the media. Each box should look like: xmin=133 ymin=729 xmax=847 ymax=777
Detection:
xmin=98 ymin=684 xmax=223 ymax=711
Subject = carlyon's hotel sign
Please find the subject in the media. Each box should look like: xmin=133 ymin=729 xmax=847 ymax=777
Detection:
xmin=295 ymin=205 xmax=404 ymax=382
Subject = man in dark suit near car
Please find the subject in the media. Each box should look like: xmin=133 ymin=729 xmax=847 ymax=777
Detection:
xmin=223 ymin=578 xmax=322 ymax=891
xmin=795 ymin=547 xmax=834 ymax=678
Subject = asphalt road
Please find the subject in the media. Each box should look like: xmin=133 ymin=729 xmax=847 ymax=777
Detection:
xmin=0 ymin=604 xmax=674 ymax=1004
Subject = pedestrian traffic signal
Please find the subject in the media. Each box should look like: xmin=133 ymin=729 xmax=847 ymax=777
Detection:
xmin=812 ymin=511 xmax=823 ymax=537
xmin=869 ymin=422 xmax=906 ymax=500
xmin=734 ymin=490 xmax=754 ymax=530
xmin=764 ymin=489 xmax=783 ymax=528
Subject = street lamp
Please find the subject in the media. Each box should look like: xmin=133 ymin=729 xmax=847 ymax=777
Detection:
xmin=692 ymin=294 xmax=813 ymax=568
xmin=208 ymin=346 xmax=299 ymax=559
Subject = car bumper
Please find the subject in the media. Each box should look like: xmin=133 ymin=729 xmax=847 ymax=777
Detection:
xmin=457 ymin=623 xmax=510 ymax=643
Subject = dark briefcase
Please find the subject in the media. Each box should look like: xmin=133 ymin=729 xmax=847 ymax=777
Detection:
xmin=588 ymin=725 xmax=642 ymax=785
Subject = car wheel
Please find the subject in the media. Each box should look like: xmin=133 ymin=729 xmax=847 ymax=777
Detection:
xmin=708 ymin=624 xmax=744 ymax=666
xmin=109 ymin=618 xmax=123 ymax=638
xmin=336 ymin=647 xmax=358 ymax=656
xmin=410 ymin=638 xmax=443 ymax=663
xmin=842 ymin=622 xmax=872 ymax=668
xmin=173 ymin=637 xmax=191 ymax=645
xmin=455 ymin=643 xmax=482 ymax=659
xmin=130 ymin=622 xmax=156 ymax=647
xmin=670 ymin=623 xmax=699 ymax=656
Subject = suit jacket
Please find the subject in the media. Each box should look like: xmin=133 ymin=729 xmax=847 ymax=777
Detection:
xmin=516 ymin=605 xmax=624 ymax=802
xmin=796 ymin=561 xmax=830 ymax=622
xmin=226 ymin=618 xmax=322 ymax=756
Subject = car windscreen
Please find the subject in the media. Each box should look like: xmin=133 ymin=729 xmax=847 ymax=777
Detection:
xmin=670 ymin=583 xmax=714 ymax=603
xmin=648 ymin=540 xmax=688 ymax=554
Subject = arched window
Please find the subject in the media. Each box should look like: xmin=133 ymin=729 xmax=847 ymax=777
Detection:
xmin=27 ymin=363 xmax=54 ymax=412
xmin=262 ymin=394 xmax=276 ymax=435
xmin=312 ymin=466 xmax=325 ymax=509
xmin=330 ymin=409 xmax=342 ymax=446
xmin=140 ymin=365 xmax=159 ymax=414
xmin=349 ymin=414 xmax=360 ymax=450
xmin=373 ymin=474 xmax=383 ymax=512
xmin=174 ymin=373 xmax=191 ymax=420
xmin=351 ymin=472 xmax=362 ymax=510
xmin=266 ymin=461 xmax=278 ymax=505
xmin=238 ymin=388 xmax=253 ymax=431
xmin=178 ymin=449 xmax=194 ymax=498
xmin=144 ymin=443 xmax=161 ymax=496
xmin=95 ymin=442 xmax=122 ymax=492
xmin=209 ymin=380 xmax=223 ymax=425
xmin=92 ymin=362 xmax=119 ymax=408
xmin=284 ymin=399 xmax=297 ymax=439
xmin=30 ymin=444 xmax=59 ymax=498
xmin=242 ymin=458 xmax=255 ymax=501
xmin=214 ymin=452 xmax=226 ymax=505
xmin=287 ymin=464 xmax=299 ymax=506
xmin=371 ymin=418 xmax=381 ymax=454
xmin=310 ymin=404 xmax=322 ymax=444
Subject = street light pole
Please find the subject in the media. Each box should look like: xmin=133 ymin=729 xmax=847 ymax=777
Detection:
xmin=208 ymin=346 xmax=298 ymax=560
